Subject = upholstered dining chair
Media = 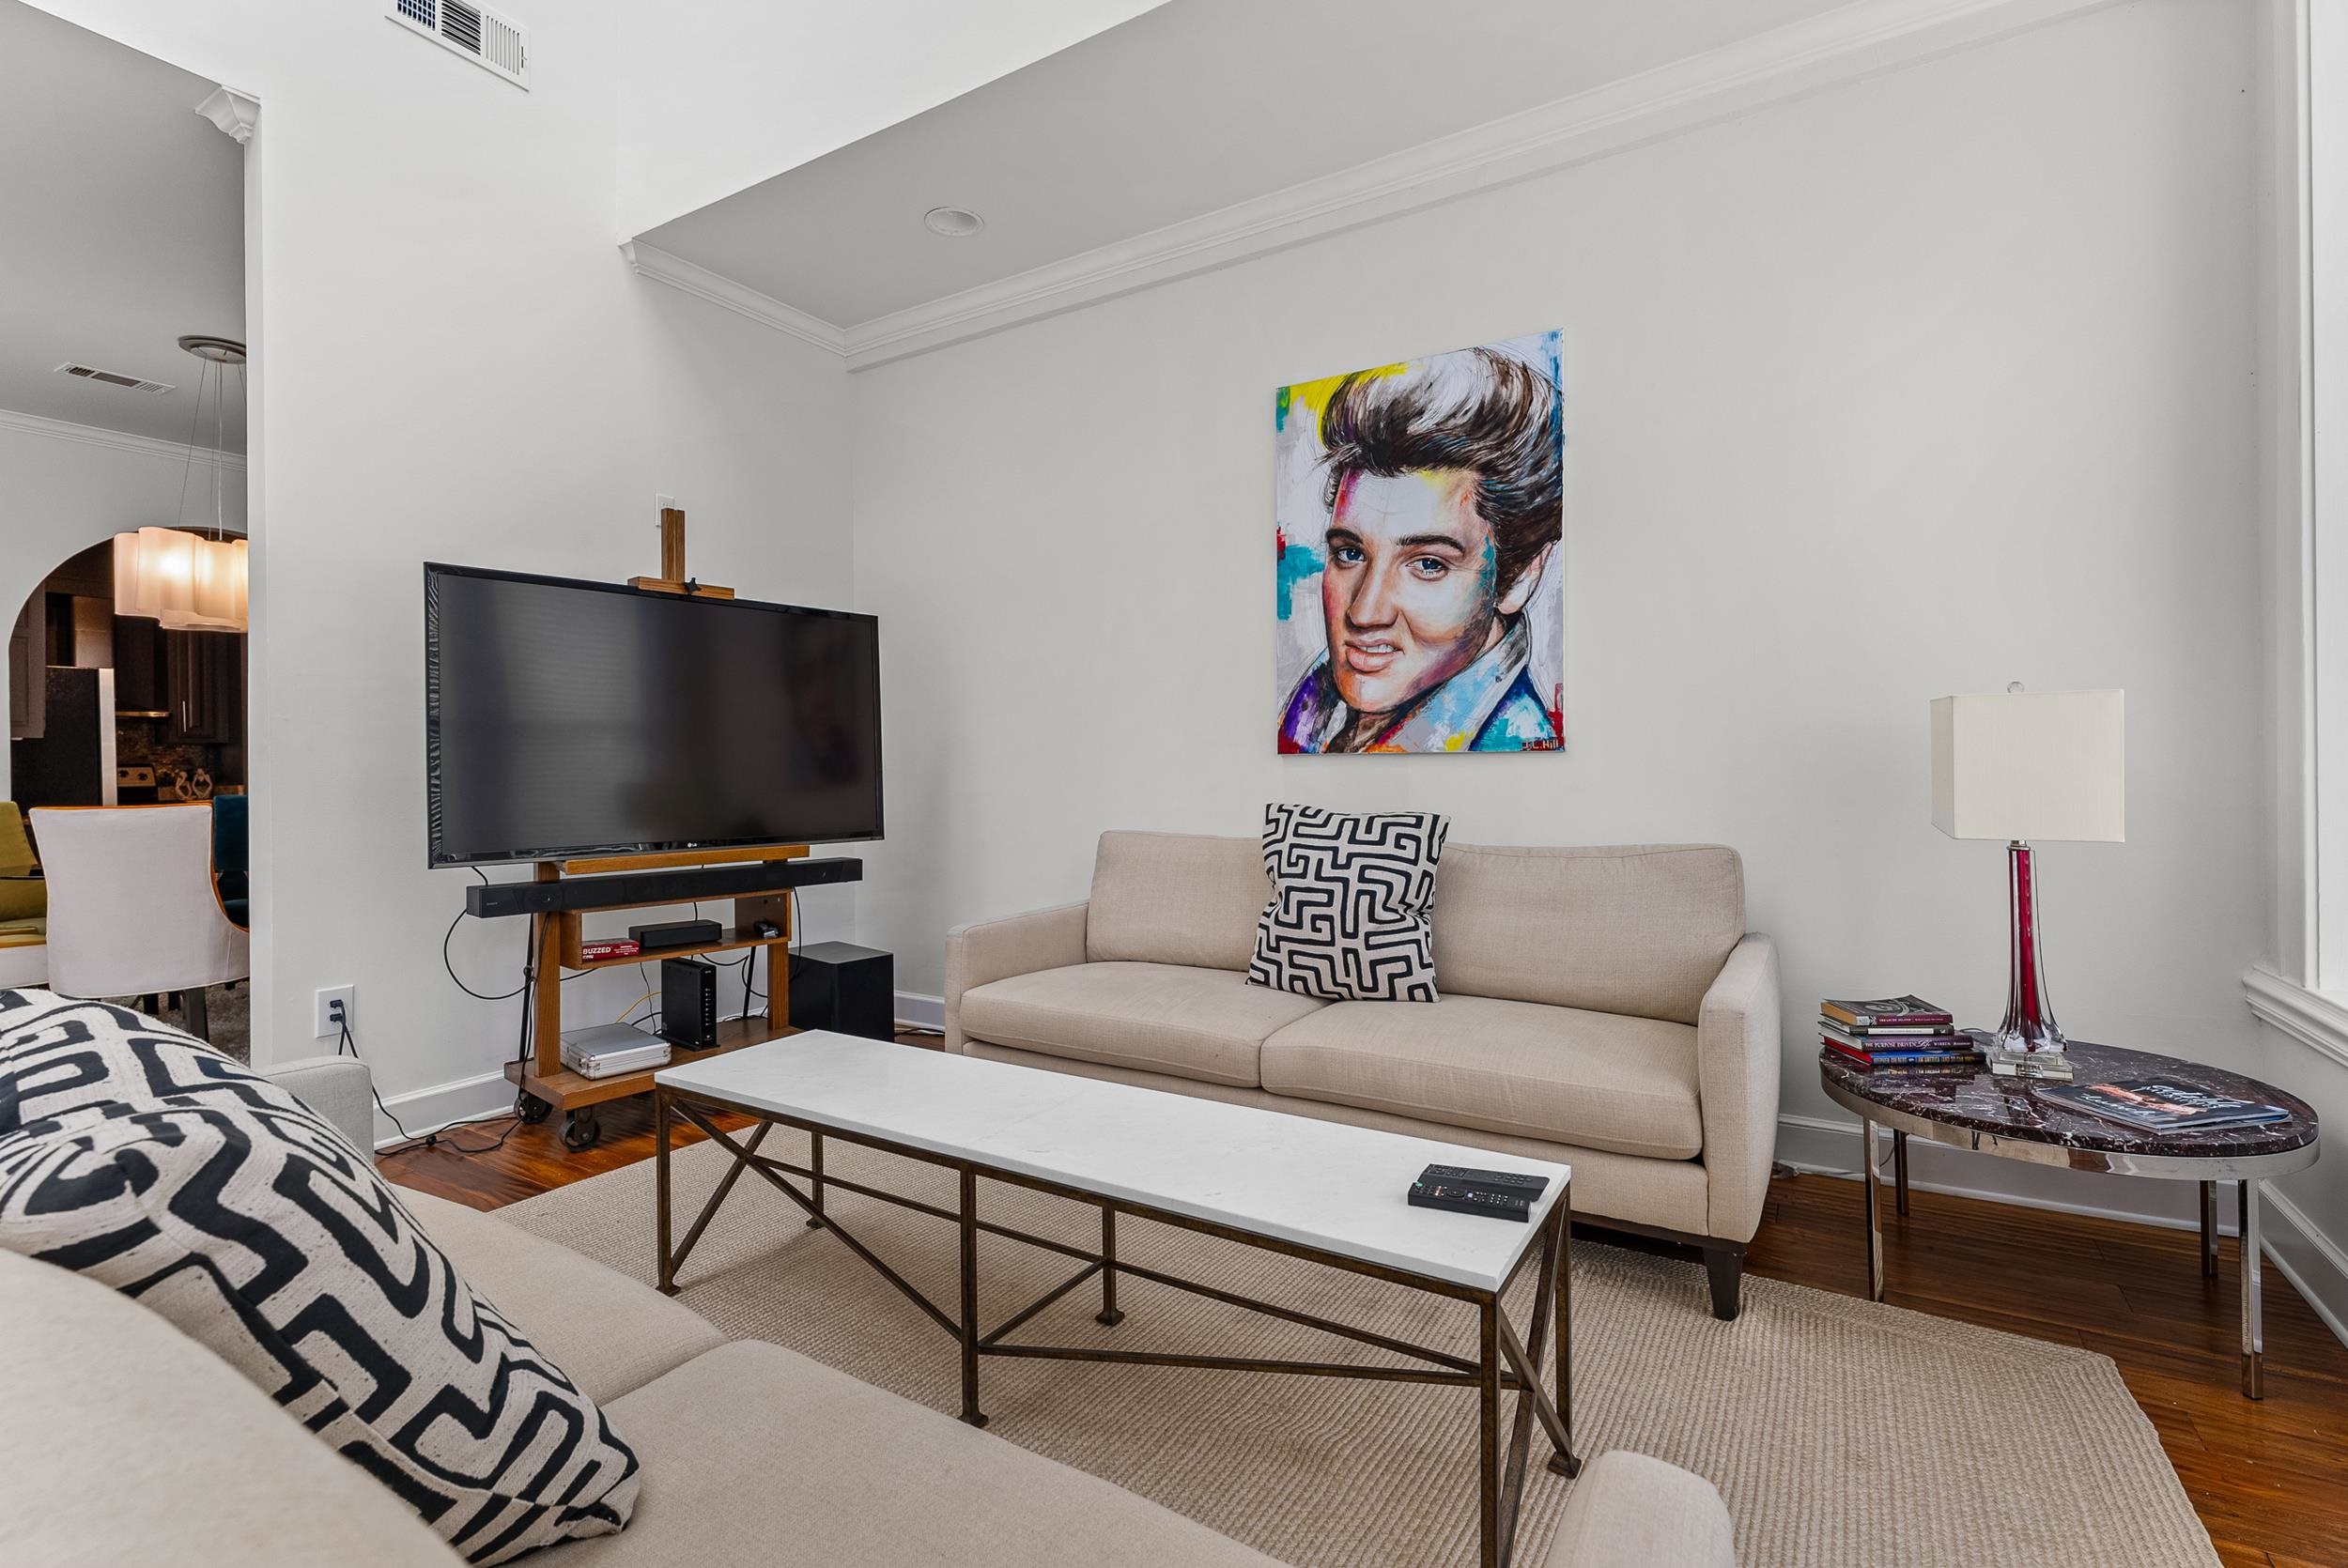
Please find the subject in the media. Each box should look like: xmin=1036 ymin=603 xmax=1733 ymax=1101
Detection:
xmin=29 ymin=805 xmax=249 ymax=1040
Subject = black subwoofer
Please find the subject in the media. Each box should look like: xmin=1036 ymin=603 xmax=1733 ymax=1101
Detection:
xmin=788 ymin=943 xmax=895 ymax=1041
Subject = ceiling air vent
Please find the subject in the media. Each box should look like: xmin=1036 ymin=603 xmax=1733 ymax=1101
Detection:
xmin=388 ymin=0 xmax=530 ymax=89
xmin=54 ymin=362 xmax=174 ymax=394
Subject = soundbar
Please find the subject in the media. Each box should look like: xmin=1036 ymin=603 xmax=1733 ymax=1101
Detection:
xmin=464 ymin=856 xmax=864 ymax=918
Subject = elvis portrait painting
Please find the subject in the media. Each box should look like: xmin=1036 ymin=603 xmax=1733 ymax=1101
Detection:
xmin=1274 ymin=331 xmax=1564 ymax=755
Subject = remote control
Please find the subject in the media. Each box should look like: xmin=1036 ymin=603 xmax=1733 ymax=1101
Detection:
xmin=1419 ymin=1163 xmax=1549 ymax=1198
xmin=1408 ymin=1182 xmax=1532 ymax=1222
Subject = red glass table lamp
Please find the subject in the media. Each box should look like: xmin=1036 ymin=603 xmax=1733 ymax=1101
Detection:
xmin=1930 ymin=686 xmax=2125 ymax=1063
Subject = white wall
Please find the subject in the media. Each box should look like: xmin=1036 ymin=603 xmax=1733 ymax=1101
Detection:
xmin=0 ymin=418 xmax=248 ymax=796
xmin=28 ymin=0 xmax=857 ymax=1124
xmin=851 ymin=0 xmax=2268 ymax=1142
xmin=614 ymin=0 xmax=1167 ymax=238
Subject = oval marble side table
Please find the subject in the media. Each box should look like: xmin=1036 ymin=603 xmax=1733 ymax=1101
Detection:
xmin=1818 ymin=1040 xmax=2319 ymax=1398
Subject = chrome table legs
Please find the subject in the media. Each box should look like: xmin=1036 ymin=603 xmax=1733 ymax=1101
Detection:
xmin=2240 ymin=1177 xmax=2263 ymax=1399
xmin=1861 ymin=1117 xmax=1885 ymax=1303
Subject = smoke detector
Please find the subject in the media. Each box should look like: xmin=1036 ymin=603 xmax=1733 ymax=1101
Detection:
xmin=54 ymin=361 xmax=174 ymax=394
xmin=388 ymin=0 xmax=530 ymax=88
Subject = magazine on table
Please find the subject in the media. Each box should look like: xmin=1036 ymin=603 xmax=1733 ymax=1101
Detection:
xmin=2039 ymin=1078 xmax=2288 ymax=1134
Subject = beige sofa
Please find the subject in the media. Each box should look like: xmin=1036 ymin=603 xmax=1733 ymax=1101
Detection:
xmin=0 ymin=1053 xmax=1738 ymax=1568
xmin=948 ymin=832 xmax=1781 ymax=1319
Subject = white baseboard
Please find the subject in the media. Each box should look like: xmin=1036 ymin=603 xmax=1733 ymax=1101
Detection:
xmin=373 ymin=1067 xmax=515 ymax=1149
xmin=375 ymin=997 xmax=949 ymax=1150
xmin=1774 ymin=1112 xmax=2348 ymax=1349
xmin=896 ymin=991 xmax=945 ymax=1032
xmin=2263 ymin=1186 xmax=2348 ymax=1351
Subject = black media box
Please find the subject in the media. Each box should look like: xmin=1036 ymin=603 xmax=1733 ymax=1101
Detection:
xmin=631 ymin=917 xmax=722 ymax=952
xmin=660 ymin=957 xmax=718 ymax=1049
xmin=788 ymin=943 xmax=896 ymax=1041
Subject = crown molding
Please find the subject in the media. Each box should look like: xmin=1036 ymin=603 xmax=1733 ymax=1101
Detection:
xmin=822 ymin=0 xmax=2124 ymax=370
xmin=619 ymin=240 xmax=848 ymax=355
xmin=617 ymin=0 xmax=2128 ymax=372
xmin=2243 ymin=966 xmax=2348 ymax=1075
xmin=196 ymin=85 xmax=260 ymax=146
xmin=0 ymin=406 xmax=248 ymax=469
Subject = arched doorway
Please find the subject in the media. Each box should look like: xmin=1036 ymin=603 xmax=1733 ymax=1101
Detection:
xmin=6 ymin=530 xmax=251 ymax=1053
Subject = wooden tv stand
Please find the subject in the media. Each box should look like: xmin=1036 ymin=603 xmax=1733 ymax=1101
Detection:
xmin=505 ymin=842 xmax=807 ymax=1151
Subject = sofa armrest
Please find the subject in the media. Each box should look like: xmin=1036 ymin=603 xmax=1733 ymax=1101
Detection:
xmin=264 ymin=1053 xmax=378 ymax=1163
xmin=1543 ymin=1451 xmax=1737 ymax=1568
xmin=1695 ymin=933 xmax=1781 ymax=1245
xmin=944 ymin=900 xmax=1089 ymax=1053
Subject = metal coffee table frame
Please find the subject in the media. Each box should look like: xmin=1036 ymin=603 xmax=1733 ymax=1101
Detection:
xmin=655 ymin=1084 xmax=1579 ymax=1568
xmin=1820 ymin=1075 xmax=2320 ymax=1399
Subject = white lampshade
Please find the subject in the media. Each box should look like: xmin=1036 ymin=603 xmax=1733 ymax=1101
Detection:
xmin=1930 ymin=689 xmax=2124 ymax=842
xmin=114 ymin=527 xmax=247 ymax=633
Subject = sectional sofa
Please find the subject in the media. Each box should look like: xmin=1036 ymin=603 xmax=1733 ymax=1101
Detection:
xmin=0 ymin=1034 xmax=1738 ymax=1567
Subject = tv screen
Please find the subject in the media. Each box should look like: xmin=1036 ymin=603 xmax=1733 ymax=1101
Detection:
xmin=425 ymin=563 xmax=882 ymax=867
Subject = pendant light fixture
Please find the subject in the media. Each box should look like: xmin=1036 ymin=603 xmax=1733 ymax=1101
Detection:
xmin=115 ymin=334 xmax=248 ymax=633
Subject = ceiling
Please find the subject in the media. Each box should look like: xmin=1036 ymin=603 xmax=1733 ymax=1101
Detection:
xmin=635 ymin=0 xmax=1846 ymax=331
xmin=0 ymin=1 xmax=243 ymax=450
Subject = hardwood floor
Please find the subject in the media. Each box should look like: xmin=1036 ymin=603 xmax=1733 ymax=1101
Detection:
xmin=379 ymin=1036 xmax=2348 ymax=1567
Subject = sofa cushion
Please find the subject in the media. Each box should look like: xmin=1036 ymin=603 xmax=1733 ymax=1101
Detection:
xmin=399 ymin=1187 xmax=726 ymax=1406
xmin=1260 ymin=994 xmax=1705 ymax=1160
xmin=958 ymin=961 xmax=1321 ymax=1086
xmin=0 ymin=1247 xmax=458 ymax=1568
xmin=1248 ymin=804 xmax=1447 ymax=1002
xmin=963 ymin=1036 xmax=1717 ymax=1237
xmin=558 ymin=1339 xmax=1281 ymax=1568
xmin=1088 ymin=830 xmax=1270 ymax=971
xmin=1431 ymin=843 xmax=1744 ymax=1025
xmin=0 ymin=991 xmax=641 ymax=1564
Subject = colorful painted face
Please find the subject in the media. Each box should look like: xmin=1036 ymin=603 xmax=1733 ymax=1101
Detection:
xmin=1321 ymin=469 xmax=1506 ymax=718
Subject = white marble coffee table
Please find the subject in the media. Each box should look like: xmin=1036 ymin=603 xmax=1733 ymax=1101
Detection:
xmin=655 ymin=1032 xmax=1577 ymax=1568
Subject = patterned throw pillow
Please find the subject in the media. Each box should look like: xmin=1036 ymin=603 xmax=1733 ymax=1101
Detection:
xmin=1248 ymin=805 xmax=1448 ymax=1002
xmin=0 ymin=991 xmax=640 ymax=1564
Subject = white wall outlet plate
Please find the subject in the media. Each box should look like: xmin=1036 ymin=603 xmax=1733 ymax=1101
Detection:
xmin=315 ymin=986 xmax=355 ymax=1039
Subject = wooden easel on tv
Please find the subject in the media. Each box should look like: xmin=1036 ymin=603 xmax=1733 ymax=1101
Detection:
xmin=503 ymin=509 xmax=804 ymax=1152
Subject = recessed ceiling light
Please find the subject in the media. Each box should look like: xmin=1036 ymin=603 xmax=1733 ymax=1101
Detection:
xmin=922 ymin=207 xmax=985 ymax=238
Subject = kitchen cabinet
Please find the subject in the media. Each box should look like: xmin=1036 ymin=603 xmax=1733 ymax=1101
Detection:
xmin=112 ymin=615 xmax=167 ymax=715
xmin=165 ymin=631 xmax=244 ymax=745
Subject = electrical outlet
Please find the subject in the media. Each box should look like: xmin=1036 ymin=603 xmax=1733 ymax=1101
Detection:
xmin=315 ymin=986 xmax=354 ymax=1039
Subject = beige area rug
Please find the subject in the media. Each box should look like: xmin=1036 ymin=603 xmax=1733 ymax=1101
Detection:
xmin=502 ymin=1133 xmax=2217 ymax=1568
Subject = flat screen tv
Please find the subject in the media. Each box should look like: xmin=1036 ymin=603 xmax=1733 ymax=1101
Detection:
xmin=425 ymin=563 xmax=882 ymax=867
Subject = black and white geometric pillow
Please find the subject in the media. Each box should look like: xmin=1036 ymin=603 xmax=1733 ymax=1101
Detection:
xmin=0 ymin=990 xmax=327 ymax=1135
xmin=1247 ymin=805 xmax=1448 ymax=1002
xmin=0 ymin=991 xmax=640 ymax=1564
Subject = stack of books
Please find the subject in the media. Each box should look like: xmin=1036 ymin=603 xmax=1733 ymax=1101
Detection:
xmin=2040 ymin=1078 xmax=2289 ymax=1134
xmin=1820 ymin=995 xmax=1984 ymax=1072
